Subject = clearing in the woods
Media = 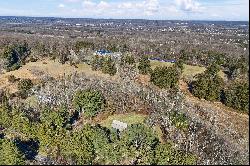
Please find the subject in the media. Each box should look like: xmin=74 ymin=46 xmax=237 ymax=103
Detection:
xmin=0 ymin=59 xmax=118 ymax=93
xmin=150 ymin=60 xmax=227 ymax=80
xmin=99 ymin=112 xmax=164 ymax=142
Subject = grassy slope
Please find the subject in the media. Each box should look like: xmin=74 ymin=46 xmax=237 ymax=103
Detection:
xmin=0 ymin=59 xmax=118 ymax=93
xmin=0 ymin=58 xmax=246 ymax=144
xmin=150 ymin=60 xmax=226 ymax=80
xmin=0 ymin=59 xmax=226 ymax=93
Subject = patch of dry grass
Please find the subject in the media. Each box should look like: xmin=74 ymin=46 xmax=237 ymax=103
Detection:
xmin=0 ymin=59 xmax=119 ymax=93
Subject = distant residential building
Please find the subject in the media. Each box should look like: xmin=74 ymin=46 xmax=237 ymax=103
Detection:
xmin=149 ymin=57 xmax=176 ymax=63
xmin=111 ymin=120 xmax=128 ymax=132
xmin=95 ymin=49 xmax=112 ymax=56
xmin=94 ymin=49 xmax=122 ymax=59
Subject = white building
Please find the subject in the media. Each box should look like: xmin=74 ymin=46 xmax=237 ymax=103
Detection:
xmin=94 ymin=49 xmax=122 ymax=59
xmin=111 ymin=120 xmax=128 ymax=131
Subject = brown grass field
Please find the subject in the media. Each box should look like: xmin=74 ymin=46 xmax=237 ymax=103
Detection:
xmin=0 ymin=59 xmax=118 ymax=93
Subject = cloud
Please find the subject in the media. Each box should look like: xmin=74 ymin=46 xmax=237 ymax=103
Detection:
xmin=65 ymin=0 xmax=81 ymax=2
xmin=58 ymin=3 xmax=65 ymax=8
xmin=97 ymin=1 xmax=110 ymax=10
xmin=0 ymin=0 xmax=247 ymax=20
xmin=143 ymin=0 xmax=160 ymax=15
xmin=81 ymin=0 xmax=111 ymax=15
xmin=118 ymin=2 xmax=133 ymax=9
xmin=71 ymin=9 xmax=77 ymax=13
xmin=50 ymin=0 xmax=247 ymax=20
xmin=175 ymin=0 xmax=204 ymax=12
xmin=117 ymin=0 xmax=160 ymax=16
xmin=82 ymin=0 xmax=96 ymax=8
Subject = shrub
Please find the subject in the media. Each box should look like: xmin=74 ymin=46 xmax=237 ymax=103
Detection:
xmin=91 ymin=55 xmax=104 ymax=71
xmin=205 ymin=63 xmax=220 ymax=76
xmin=1 ymin=43 xmax=30 ymax=71
xmin=101 ymin=56 xmax=117 ymax=76
xmin=121 ymin=55 xmax=135 ymax=65
xmin=190 ymin=73 xmax=224 ymax=101
xmin=7 ymin=75 xmax=18 ymax=83
xmin=58 ymin=49 xmax=69 ymax=65
xmin=226 ymin=57 xmax=248 ymax=80
xmin=119 ymin=124 xmax=159 ymax=165
xmin=78 ymin=124 xmax=111 ymax=163
xmin=173 ymin=59 xmax=184 ymax=73
xmin=6 ymin=63 xmax=21 ymax=72
xmin=0 ymin=90 xmax=4 ymax=104
xmin=138 ymin=56 xmax=151 ymax=75
xmin=74 ymin=41 xmax=94 ymax=54
xmin=155 ymin=143 xmax=196 ymax=165
xmin=150 ymin=66 xmax=180 ymax=89
xmin=63 ymin=134 xmax=95 ymax=165
xmin=17 ymin=79 xmax=33 ymax=99
xmin=190 ymin=63 xmax=224 ymax=102
xmin=0 ymin=139 xmax=25 ymax=165
xmin=73 ymin=89 xmax=105 ymax=118
xmin=17 ymin=79 xmax=33 ymax=92
xmin=107 ymin=44 xmax=119 ymax=52
xmin=179 ymin=49 xmax=189 ymax=62
xmin=169 ymin=111 xmax=189 ymax=130
xmin=91 ymin=56 xmax=117 ymax=76
xmin=222 ymin=81 xmax=249 ymax=113
xmin=29 ymin=57 xmax=38 ymax=62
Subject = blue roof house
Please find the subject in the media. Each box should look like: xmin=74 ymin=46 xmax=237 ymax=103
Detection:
xmin=95 ymin=49 xmax=112 ymax=56
xmin=94 ymin=49 xmax=122 ymax=59
xmin=149 ymin=57 xmax=176 ymax=63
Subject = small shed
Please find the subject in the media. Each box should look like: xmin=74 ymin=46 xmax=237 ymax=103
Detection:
xmin=111 ymin=120 xmax=128 ymax=131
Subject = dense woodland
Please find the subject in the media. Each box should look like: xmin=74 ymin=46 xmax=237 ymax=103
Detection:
xmin=0 ymin=17 xmax=249 ymax=165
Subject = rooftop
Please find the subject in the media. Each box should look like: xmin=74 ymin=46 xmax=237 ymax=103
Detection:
xmin=111 ymin=120 xmax=128 ymax=131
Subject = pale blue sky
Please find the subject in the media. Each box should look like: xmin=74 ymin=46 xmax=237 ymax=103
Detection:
xmin=0 ymin=0 xmax=248 ymax=21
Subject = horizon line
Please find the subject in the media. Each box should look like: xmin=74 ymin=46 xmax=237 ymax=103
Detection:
xmin=0 ymin=15 xmax=249 ymax=22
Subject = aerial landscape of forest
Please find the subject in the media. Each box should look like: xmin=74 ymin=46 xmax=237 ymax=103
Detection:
xmin=0 ymin=0 xmax=249 ymax=165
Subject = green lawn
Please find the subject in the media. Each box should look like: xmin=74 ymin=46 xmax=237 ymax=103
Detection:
xmin=150 ymin=60 xmax=227 ymax=80
xmin=100 ymin=112 xmax=164 ymax=142
xmin=100 ymin=112 xmax=147 ymax=128
xmin=182 ymin=64 xmax=206 ymax=79
xmin=150 ymin=60 xmax=173 ymax=69
xmin=25 ymin=95 xmax=39 ymax=108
